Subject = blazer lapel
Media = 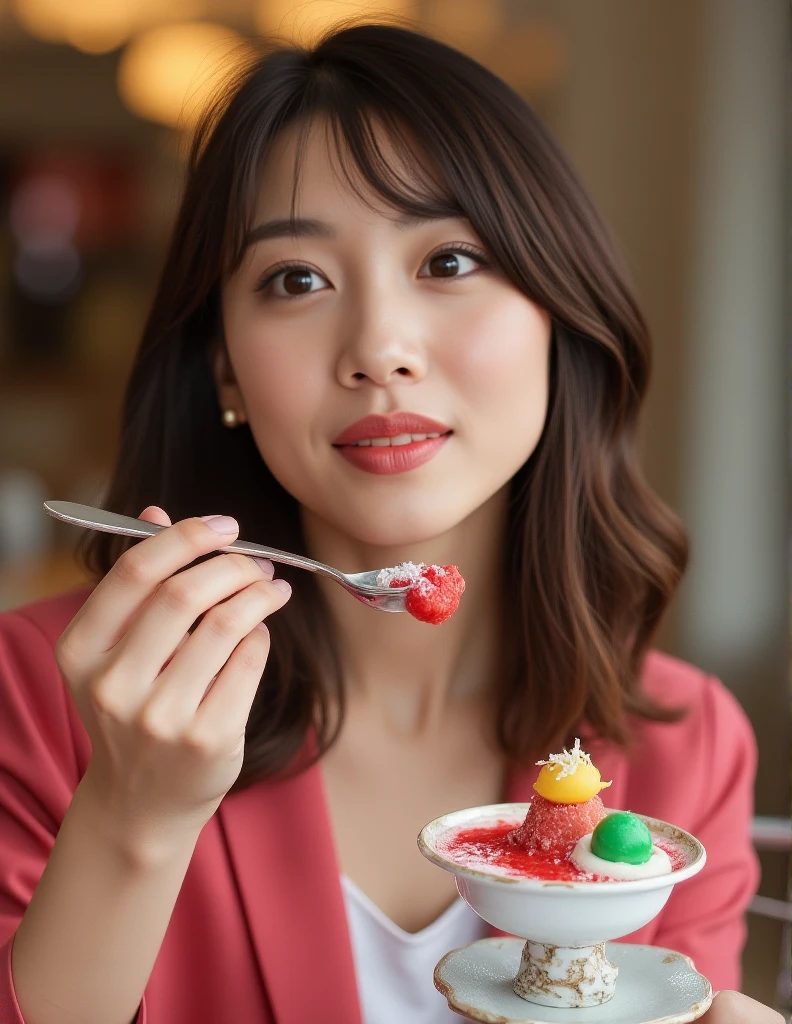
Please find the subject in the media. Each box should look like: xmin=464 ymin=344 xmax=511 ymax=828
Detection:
xmin=218 ymin=756 xmax=362 ymax=1024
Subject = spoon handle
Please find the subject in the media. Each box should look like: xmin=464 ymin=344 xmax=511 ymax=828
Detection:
xmin=42 ymin=501 xmax=339 ymax=579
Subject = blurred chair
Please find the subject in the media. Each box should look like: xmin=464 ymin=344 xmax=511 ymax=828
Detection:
xmin=749 ymin=816 xmax=791 ymax=1017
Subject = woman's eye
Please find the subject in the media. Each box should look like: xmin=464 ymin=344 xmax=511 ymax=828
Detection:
xmin=256 ymin=246 xmax=488 ymax=298
xmin=419 ymin=248 xmax=487 ymax=279
xmin=257 ymin=265 xmax=328 ymax=299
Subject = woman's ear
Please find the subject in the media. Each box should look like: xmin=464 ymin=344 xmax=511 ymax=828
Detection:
xmin=210 ymin=341 xmax=248 ymax=426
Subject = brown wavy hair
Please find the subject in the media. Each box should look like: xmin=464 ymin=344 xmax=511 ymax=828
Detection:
xmin=79 ymin=22 xmax=688 ymax=788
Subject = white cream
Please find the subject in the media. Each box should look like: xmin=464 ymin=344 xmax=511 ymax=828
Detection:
xmin=571 ymin=833 xmax=673 ymax=880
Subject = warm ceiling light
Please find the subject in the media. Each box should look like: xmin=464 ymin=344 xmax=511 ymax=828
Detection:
xmin=12 ymin=0 xmax=67 ymax=43
xmin=12 ymin=0 xmax=204 ymax=54
xmin=255 ymin=0 xmax=411 ymax=44
xmin=62 ymin=1 xmax=135 ymax=55
xmin=118 ymin=22 xmax=250 ymax=128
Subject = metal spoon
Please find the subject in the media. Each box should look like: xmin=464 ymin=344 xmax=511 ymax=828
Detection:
xmin=43 ymin=501 xmax=410 ymax=614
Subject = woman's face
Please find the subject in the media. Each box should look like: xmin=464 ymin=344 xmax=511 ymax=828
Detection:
xmin=219 ymin=119 xmax=551 ymax=548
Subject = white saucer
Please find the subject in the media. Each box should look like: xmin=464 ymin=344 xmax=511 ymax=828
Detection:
xmin=435 ymin=939 xmax=713 ymax=1024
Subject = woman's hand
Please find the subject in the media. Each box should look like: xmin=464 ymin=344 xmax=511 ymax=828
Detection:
xmin=699 ymin=991 xmax=785 ymax=1023
xmin=56 ymin=507 xmax=291 ymax=856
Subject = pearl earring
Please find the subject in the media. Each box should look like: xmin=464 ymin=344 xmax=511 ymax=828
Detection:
xmin=222 ymin=409 xmax=238 ymax=428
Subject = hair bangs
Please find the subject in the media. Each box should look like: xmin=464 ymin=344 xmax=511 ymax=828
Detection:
xmin=295 ymin=100 xmax=463 ymax=226
xmin=224 ymin=69 xmax=470 ymax=276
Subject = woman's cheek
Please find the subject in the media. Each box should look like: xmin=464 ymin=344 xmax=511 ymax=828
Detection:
xmin=232 ymin=322 xmax=314 ymax=424
xmin=242 ymin=361 xmax=330 ymax=486
xmin=447 ymin=300 xmax=551 ymax=435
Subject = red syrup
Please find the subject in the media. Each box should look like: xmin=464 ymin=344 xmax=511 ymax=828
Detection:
xmin=440 ymin=821 xmax=687 ymax=881
xmin=655 ymin=840 xmax=687 ymax=871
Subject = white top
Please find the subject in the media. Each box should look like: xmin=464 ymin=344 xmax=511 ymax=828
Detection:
xmin=341 ymin=874 xmax=488 ymax=1024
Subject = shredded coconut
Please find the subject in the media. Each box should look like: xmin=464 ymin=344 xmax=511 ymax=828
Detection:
xmin=535 ymin=737 xmax=591 ymax=780
xmin=376 ymin=561 xmax=448 ymax=589
xmin=376 ymin=561 xmax=424 ymax=586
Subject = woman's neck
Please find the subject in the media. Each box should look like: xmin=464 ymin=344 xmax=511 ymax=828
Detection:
xmin=301 ymin=489 xmax=507 ymax=739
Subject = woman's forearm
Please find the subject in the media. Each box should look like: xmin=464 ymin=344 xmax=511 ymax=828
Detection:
xmin=10 ymin=771 xmax=201 ymax=1024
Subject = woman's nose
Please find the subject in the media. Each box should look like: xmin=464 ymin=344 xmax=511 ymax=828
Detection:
xmin=335 ymin=301 xmax=428 ymax=388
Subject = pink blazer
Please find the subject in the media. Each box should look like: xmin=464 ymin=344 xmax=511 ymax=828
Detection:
xmin=0 ymin=588 xmax=759 ymax=1023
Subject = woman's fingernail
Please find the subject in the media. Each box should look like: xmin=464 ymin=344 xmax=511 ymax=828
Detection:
xmin=271 ymin=579 xmax=291 ymax=595
xmin=251 ymin=556 xmax=275 ymax=576
xmin=201 ymin=515 xmax=239 ymax=535
xmin=255 ymin=621 xmax=269 ymax=632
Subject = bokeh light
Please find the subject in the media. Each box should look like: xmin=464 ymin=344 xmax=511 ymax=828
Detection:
xmin=117 ymin=22 xmax=250 ymax=128
xmin=9 ymin=175 xmax=81 ymax=246
xmin=14 ymin=243 xmax=82 ymax=303
xmin=12 ymin=0 xmax=205 ymax=54
xmin=10 ymin=174 xmax=83 ymax=303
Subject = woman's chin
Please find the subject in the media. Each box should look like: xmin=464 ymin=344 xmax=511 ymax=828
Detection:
xmin=323 ymin=503 xmax=474 ymax=552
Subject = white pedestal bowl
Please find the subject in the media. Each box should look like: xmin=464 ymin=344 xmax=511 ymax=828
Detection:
xmin=418 ymin=803 xmax=706 ymax=1010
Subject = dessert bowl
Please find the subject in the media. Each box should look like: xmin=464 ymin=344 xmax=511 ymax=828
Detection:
xmin=418 ymin=802 xmax=706 ymax=1008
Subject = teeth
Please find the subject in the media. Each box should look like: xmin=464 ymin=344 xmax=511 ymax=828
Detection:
xmin=351 ymin=432 xmax=446 ymax=447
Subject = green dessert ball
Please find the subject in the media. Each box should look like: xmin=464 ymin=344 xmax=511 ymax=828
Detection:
xmin=591 ymin=811 xmax=653 ymax=865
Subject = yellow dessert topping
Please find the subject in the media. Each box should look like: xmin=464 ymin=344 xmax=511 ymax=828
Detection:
xmin=533 ymin=737 xmax=612 ymax=804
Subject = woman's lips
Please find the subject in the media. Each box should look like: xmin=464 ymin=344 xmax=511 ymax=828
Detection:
xmin=334 ymin=412 xmax=451 ymax=445
xmin=336 ymin=434 xmax=450 ymax=475
xmin=333 ymin=412 xmax=452 ymax=475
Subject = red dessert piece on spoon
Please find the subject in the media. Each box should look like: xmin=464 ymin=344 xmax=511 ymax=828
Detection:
xmin=376 ymin=561 xmax=466 ymax=624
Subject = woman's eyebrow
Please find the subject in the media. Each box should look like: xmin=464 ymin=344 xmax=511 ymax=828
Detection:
xmin=245 ymin=218 xmax=332 ymax=247
xmin=243 ymin=213 xmax=460 ymax=250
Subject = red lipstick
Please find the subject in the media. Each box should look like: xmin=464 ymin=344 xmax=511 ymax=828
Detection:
xmin=333 ymin=413 xmax=452 ymax=475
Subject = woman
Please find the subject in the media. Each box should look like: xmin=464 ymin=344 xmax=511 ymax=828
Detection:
xmin=0 ymin=22 xmax=779 ymax=1024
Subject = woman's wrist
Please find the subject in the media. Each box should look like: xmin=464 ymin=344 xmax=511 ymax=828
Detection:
xmin=13 ymin=766 xmax=203 ymax=1024
xmin=72 ymin=766 xmax=205 ymax=871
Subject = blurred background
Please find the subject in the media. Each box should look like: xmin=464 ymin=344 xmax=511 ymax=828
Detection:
xmin=0 ymin=0 xmax=788 ymax=1012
